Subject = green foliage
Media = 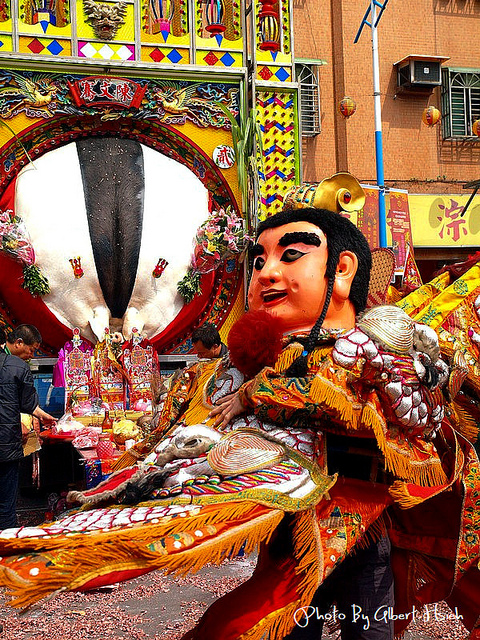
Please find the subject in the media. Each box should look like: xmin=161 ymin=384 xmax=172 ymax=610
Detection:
xmin=22 ymin=264 xmax=50 ymax=297
xmin=0 ymin=119 xmax=34 ymax=164
xmin=214 ymin=102 xmax=263 ymax=224
xmin=177 ymin=268 xmax=202 ymax=304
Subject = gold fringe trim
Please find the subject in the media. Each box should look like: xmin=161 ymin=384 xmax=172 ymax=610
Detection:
xmin=0 ymin=501 xmax=266 ymax=555
xmin=138 ymin=509 xmax=284 ymax=579
xmin=386 ymin=286 xmax=402 ymax=304
xmin=275 ymin=343 xmax=305 ymax=372
xmin=239 ymin=601 xmax=302 ymax=640
xmin=234 ymin=508 xmax=322 ymax=640
xmin=185 ymin=359 xmax=222 ymax=427
xmin=352 ymin=515 xmax=388 ymax=551
xmin=275 ymin=344 xmax=333 ymax=374
xmin=388 ymin=481 xmax=434 ymax=509
xmin=110 ymin=449 xmax=139 ymax=472
xmin=362 ymin=404 xmax=448 ymax=488
xmin=309 ymin=376 xmax=361 ymax=430
xmin=1 ymin=504 xmax=284 ymax=610
xmin=451 ymin=401 xmax=480 ymax=444
xmin=291 ymin=509 xmax=322 ymax=597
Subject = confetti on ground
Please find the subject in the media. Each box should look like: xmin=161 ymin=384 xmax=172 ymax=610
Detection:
xmin=0 ymin=559 xmax=254 ymax=640
xmin=0 ymin=569 xmax=470 ymax=640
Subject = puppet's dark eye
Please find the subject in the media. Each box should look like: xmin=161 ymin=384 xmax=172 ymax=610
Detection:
xmin=281 ymin=249 xmax=306 ymax=262
xmin=254 ymin=256 xmax=265 ymax=270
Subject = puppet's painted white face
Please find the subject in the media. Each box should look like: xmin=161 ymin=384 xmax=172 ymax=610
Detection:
xmin=247 ymin=221 xmax=329 ymax=334
xmin=14 ymin=139 xmax=209 ymax=343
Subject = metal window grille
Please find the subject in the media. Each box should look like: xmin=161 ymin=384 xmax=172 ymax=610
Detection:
xmin=295 ymin=64 xmax=321 ymax=137
xmin=442 ymin=68 xmax=480 ymax=138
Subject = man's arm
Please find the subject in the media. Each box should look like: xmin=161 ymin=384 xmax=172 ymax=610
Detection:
xmin=32 ymin=405 xmax=57 ymax=424
xmin=18 ymin=364 xmax=57 ymax=425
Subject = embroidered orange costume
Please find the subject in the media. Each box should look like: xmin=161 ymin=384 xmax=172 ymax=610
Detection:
xmin=0 ymin=175 xmax=478 ymax=640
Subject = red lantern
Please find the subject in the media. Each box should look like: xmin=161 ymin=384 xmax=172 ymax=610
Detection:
xmin=204 ymin=0 xmax=226 ymax=35
xmin=422 ymin=106 xmax=441 ymax=127
xmin=472 ymin=120 xmax=480 ymax=137
xmin=339 ymin=97 xmax=356 ymax=119
xmin=258 ymin=0 xmax=280 ymax=52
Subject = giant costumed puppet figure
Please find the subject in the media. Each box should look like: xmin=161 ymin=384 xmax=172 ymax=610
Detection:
xmin=0 ymin=174 xmax=479 ymax=640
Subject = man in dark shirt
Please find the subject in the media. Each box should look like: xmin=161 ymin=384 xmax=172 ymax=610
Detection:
xmin=191 ymin=323 xmax=228 ymax=360
xmin=4 ymin=324 xmax=41 ymax=361
xmin=0 ymin=327 xmax=55 ymax=529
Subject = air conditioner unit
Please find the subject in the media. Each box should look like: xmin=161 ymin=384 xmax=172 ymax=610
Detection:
xmin=394 ymin=55 xmax=450 ymax=93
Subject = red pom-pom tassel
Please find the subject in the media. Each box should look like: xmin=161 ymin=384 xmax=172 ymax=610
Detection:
xmin=228 ymin=310 xmax=284 ymax=379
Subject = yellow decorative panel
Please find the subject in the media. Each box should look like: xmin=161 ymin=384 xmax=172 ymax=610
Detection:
xmin=141 ymin=45 xmax=190 ymax=65
xmin=140 ymin=30 xmax=190 ymax=46
xmin=196 ymin=49 xmax=242 ymax=68
xmin=195 ymin=33 xmax=243 ymax=51
xmin=256 ymin=90 xmax=297 ymax=219
xmin=256 ymin=65 xmax=291 ymax=83
xmin=17 ymin=21 xmax=71 ymax=37
xmin=0 ymin=16 xmax=11 ymax=30
xmin=76 ymin=2 xmax=135 ymax=42
xmin=256 ymin=50 xmax=291 ymax=65
xmin=18 ymin=35 xmax=71 ymax=56
xmin=0 ymin=33 xmax=12 ymax=52
xmin=410 ymin=194 xmax=480 ymax=247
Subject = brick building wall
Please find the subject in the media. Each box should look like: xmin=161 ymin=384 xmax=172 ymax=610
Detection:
xmin=293 ymin=0 xmax=480 ymax=196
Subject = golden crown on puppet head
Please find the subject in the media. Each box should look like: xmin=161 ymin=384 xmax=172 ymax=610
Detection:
xmin=283 ymin=172 xmax=366 ymax=214
xmin=282 ymin=173 xmax=396 ymax=307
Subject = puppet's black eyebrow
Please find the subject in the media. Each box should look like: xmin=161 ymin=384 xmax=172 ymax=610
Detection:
xmin=250 ymin=243 xmax=265 ymax=258
xmin=278 ymin=232 xmax=321 ymax=247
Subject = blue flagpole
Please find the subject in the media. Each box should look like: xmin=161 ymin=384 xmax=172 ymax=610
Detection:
xmin=355 ymin=0 xmax=390 ymax=248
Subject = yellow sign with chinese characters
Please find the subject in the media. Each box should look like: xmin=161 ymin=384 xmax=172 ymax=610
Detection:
xmin=409 ymin=194 xmax=480 ymax=247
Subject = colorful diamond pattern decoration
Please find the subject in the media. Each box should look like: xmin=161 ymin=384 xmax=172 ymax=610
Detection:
xmin=150 ymin=48 xmax=165 ymax=63
xmin=27 ymin=38 xmax=45 ymax=54
xmin=78 ymin=42 xmax=135 ymax=61
xmin=46 ymin=40 xmax=64 ymax=55
xmin=167 ymin=49 xmax=182 ymax=64
xmin=25 ymin=38 xmax=65 ymax=56
xmin=147 ymin=47 xmax=185 ymax=64
xmin=220 ymin=52 xmax=235 ymax=67
xmin=256 ymin=92 xmax=297 ymax=218
xmin=258 ymin=66 xmax=273 ymax=81
xmin=204 ymin=51 xmax=219 ymax=66
xmin=201 ymin=50 xmax=239 ymax=67
xmin=275 ymin=67 xmax=290 ymax=82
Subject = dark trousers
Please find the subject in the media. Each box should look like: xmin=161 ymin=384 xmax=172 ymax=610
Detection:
xmin=0 ymin=459 xmax=20 ymax=530
xmin=286 ymin=536 xmax=394 ymax=640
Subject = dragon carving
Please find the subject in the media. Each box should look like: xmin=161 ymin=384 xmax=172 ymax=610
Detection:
xmin=82 ymin=0 xmax=127 ymax=40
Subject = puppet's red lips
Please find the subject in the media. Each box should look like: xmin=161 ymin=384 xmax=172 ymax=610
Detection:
xmin=261 ymin=290 xmax=287 ymax=305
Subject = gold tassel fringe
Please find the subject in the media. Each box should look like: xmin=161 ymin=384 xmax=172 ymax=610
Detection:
xmin=388 ymin=481 xmax=434 ymax=509
xmin=0 ymin=503 xmax=283 ymax=610
xmin=451 ymin=402 xmax=480 ymax=444
xmin=362 ymin=404 xmax=448 ymax=488
xmin=309 ymin=376 xmax=360 ymax=430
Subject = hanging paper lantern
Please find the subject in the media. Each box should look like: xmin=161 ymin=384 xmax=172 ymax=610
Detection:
xmin=422 ymin=106 xmax=441 ymax=127
xmin=472 ymin=120 xmax=480 ymax=137
xmin=339 ymin=97 xmax=356 ymax=119
xmin=204 ymin=0 xmax=226 ymax=35
xmin=258 ymin=0 xmax=280 ymax=51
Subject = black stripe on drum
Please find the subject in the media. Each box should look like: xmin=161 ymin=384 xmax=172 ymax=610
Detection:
xmin=76 ymin=137 xmax=144 ymax=320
